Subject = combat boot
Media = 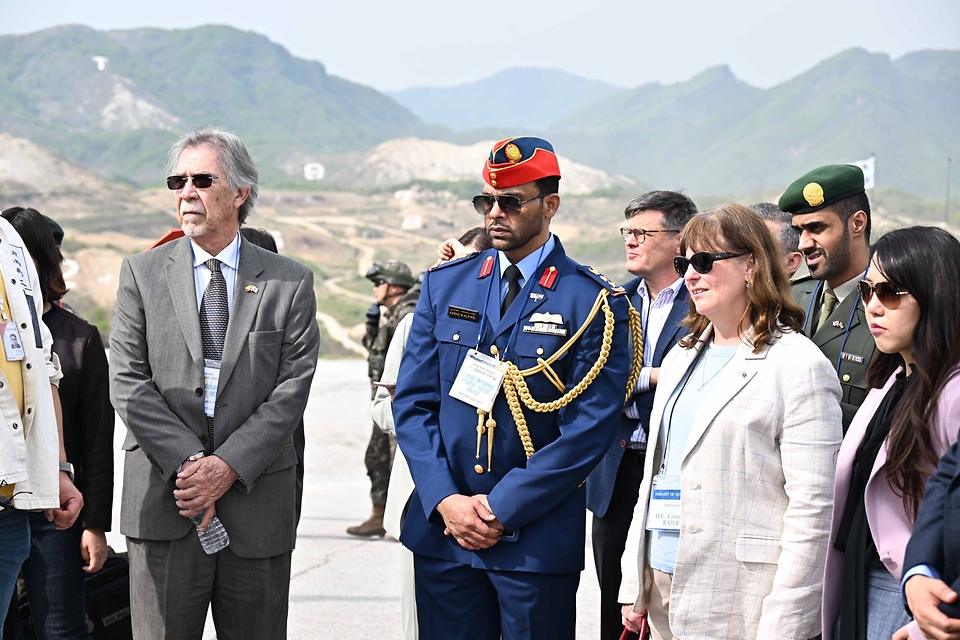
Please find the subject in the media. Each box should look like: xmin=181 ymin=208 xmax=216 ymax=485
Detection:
xmin=346 ymin=504 xmax=386 ymax=537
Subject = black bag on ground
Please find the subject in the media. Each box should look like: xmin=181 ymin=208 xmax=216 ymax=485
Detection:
xmin=84 ymin=550 xmax=132 ymax=640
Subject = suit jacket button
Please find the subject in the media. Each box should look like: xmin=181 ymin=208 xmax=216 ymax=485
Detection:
xmin=200 ymin=433 xmax=208 ymax=443
xmin=195 ymin=387 xmax=203 ymax=397
xmin=620 ymin=439 xmax=626 ymax=447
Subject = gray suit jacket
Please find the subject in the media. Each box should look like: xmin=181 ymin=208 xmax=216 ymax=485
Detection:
xmin=110 ymin=236 xmax=319 ymax=558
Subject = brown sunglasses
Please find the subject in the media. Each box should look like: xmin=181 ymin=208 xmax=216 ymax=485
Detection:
xmin=857 ymin=280 xmax=910 ymax=309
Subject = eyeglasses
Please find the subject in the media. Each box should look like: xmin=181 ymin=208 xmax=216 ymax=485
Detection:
xmin=619 ymin=227 xmax=679 ymax=244
xmin=674 ymin=251 xmax=746 ymax=277
xmin=166 ymin=173 xmax=219 ymax=190
xmin=857 ymin=280 xmax=910 ymax=309
xmin=372 ymin=279 xmax=388 ymax=287
xmin=472 ymin=193 xmax=550 ymax=215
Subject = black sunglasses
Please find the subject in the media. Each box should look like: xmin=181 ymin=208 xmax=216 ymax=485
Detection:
xmin=166 ymin=173 xmax=219 ymax=190
xmin=674 ymin=251 xmax=746 ymax=277
xmin=857 ymin=280 xmax=910 ymax=309
xmin=472 ymin=193 xmax=550 ymax=215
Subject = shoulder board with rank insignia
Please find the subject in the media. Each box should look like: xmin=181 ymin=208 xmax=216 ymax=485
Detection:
xmin=578 ymin=265 xmax=627 ymax=296
xmin=427 ymin=250 xmax=484 ymax=272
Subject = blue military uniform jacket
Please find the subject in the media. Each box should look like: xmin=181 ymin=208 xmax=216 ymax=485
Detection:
xmin=393 ymin=239 xmax=631 ymax=574
xmin=585 ymin=277 xmax=689 ymax=518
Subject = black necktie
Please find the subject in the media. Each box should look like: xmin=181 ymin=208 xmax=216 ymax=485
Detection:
xmin=501 ymin=265 xmax=522 ymax=317
xmin=200 ymin=259 xmax=229 ymax=450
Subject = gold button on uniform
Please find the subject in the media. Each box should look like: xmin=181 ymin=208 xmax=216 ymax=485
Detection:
xmin=842 ymin=373 xmax=851 ymax=382
xmin=474 ymin=464 xmax=484 ymax=474
xmin=536 ymin=347 xmax=544 ymax=356
xmin=490 ymin=180 xmax=498 ymax=187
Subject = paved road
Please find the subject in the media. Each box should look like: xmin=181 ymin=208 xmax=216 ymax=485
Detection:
xmin=108 ymin=359 xmax=602 ymax=639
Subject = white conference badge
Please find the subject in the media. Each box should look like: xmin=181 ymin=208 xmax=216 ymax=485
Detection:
xmin=203 ymin=359 xmax=221 ymax=417
xmin=646 ymin=474 xmax=682 ymax=532
xmin=1 ymin=322 xmax=24 ymax=361
xmin=449 ymin=349 xmax=507 ymax=413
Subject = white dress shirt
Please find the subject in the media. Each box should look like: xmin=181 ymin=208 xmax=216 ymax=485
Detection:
xmin=191 ymin=233 xmax=241 ymax=313
xmin=626 ymin=277 xmax=685 ymax=448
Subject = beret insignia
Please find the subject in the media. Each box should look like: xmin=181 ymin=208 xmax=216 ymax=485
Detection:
xmin=803 ymin=182 xmax=825 ymax=207
xmin=505 ymin=143 xmax=522 ymax=163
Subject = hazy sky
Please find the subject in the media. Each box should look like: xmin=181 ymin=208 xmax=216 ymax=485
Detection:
xmin=3 ymin=0 xmax=959 ymax=91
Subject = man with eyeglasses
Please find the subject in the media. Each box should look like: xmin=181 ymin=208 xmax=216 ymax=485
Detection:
xmin=346 ymin=259 xmax=418 ymax=538
xmin=585 ymin=190 xmax=697 ymax=640
xmin=110 ymin=127 xmax=320 ymax=639
xmin=392 ymin=137 xmax=632 ymax=639
xmin=779 ymin=164 xmax=878 ymax=430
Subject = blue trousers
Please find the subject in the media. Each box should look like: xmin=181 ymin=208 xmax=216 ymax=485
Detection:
xmin=16 ymin=513 xmax=91 ymax=640
xmin=833 ymin=566 xmax=912 ymax=639
xmin=413 ymin=553 xmax=579 ymax=640
xmin=0 ymin=510 xmax=30 ymax=632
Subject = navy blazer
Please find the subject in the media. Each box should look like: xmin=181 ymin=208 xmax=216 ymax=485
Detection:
xmin=903 ymin=436 xmax=960 ymax=616
xmin=393 ymin=239 xmax=631 ymax=574
xmin=585 ymin=277 xmax=689 ymax=518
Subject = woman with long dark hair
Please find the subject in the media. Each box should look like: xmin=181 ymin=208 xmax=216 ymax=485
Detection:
xmin=1 ymin=207 xmax=114 ymax=640
xmin=822 ymin=226 xmax=960 ymax=639
xmin=619 ymin=204 xmax=842 ymax=639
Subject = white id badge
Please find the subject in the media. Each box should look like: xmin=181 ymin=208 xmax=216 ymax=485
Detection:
xmin=203 ymin=359 xmax=221 ymax=417
xmin=1 ymin=323 xmax=24 ymax=361
xmin=646 ymin=474 xmax=682 ymax=532
xmin=448 ymin=349 xmax=507 ymax=412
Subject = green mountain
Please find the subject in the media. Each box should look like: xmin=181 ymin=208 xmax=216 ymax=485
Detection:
xmin=549 ymin=49 xmax=960 ymax=199
xmin=389 ymin=68 xmax=624 ymax=131
xmin=0 ymin=24 xmax=441 ymax=185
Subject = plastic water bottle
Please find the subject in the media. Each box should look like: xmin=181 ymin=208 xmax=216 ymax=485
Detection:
xmin=190 ymin=511 xmax=230 ymax=554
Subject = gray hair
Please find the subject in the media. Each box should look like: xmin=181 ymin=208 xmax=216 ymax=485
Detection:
xmin=749 ymin=202 xmax=799 ymax=254
xmin=166 ymin=127 xmax=259 ymax=224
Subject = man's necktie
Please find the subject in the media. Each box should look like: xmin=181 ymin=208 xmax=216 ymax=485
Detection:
xmin=816 ymin=286 xmax=838 ymax=332
xmin=501 ymin=265 xmax=522 ymax=317
xmin=200 ymin=259 xmax=229 ymax=450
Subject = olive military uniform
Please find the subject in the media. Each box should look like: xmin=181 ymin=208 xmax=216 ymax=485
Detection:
xmin=791 ymin=276 xmax=877 ymax=431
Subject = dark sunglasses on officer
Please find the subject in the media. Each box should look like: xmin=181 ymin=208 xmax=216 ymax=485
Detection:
xmin=472 ymin=193 xmax=551 ymax=216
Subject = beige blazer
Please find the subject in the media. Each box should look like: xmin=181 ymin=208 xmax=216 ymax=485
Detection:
xmin=619 ymin=324 xmax=842 ymax=640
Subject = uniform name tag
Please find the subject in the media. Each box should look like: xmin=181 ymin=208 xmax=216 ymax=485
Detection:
xmin=203 ymin=358 xmax=221 ymax=417
xmin=646 ymin=474 xmax=681 ymax=532
xmin=1 ymin=323 xmax=24 ymax=361
xmin=449 ymin=349 xmax=506 ymax=412
xmin=447 ymin=305 xmax=480 ymax=322
xmin=841 ymin=352 xmax=864 ymax=364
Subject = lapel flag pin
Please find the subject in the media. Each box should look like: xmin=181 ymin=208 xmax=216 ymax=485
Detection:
xmin=245 ymin=285 xmax=259 ymax=294
xmin=832 ymin=320 xmax=845 ymax=329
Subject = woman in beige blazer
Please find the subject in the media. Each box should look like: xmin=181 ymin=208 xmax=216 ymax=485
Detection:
xmin=619 ymin=204 xmax=843 ymax=640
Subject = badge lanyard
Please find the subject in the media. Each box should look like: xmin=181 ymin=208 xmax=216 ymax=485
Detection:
xmin=802 ymin=264 xmax=870 ymax=374
xmin=657 ymin=345 xmax=708 ymax=477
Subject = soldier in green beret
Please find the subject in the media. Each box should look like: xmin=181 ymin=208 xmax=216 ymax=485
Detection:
xmin=779 ymin=164 xmax=878 ymax=431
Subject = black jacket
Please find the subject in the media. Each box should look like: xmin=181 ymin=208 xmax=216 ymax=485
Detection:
xmin=43 ymin=305 xmax=114 ymax=531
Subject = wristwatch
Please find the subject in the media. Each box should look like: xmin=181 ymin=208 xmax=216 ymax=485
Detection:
xmin=187 ymin=451 xmax=205 ymax=462
xmin=59 ymin=462 xmax=75 ymax=482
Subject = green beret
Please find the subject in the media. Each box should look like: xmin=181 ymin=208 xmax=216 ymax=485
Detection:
xmin=778 ymin=164 xmax=865 ymax=215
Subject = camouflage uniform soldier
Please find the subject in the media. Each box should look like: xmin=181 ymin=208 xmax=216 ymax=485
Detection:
xmin=348 ymin=260 xmax=419 ymax=536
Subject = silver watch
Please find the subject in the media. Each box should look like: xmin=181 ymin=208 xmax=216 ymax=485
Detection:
xmin=59 ymin=462 xmax=75 ymax=482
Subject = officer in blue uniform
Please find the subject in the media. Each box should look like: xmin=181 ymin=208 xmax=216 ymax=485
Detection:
xmin=393 ymin=137 xmax=633 ymax=640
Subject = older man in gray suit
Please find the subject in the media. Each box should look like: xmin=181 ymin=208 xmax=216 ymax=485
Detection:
xmin=110 ymin=128 xmax=319 ymax=639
